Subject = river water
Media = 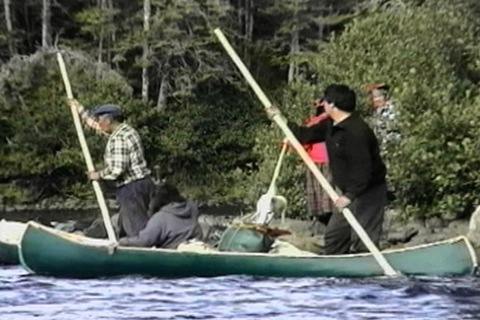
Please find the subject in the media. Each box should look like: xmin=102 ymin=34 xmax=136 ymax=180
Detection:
xmin=1 ymin=266 xmax=480 ymax=320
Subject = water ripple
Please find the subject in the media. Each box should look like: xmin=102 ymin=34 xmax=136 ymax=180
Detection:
xmin=1 ymin=267 xmax=480 ymax=319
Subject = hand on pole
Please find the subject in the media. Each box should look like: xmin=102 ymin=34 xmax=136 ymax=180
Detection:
xmin=335 ymin=195 xmax=351 ymax=210
xmin=107 ymin=241 xmax=119 ymax=255
xmin=66 ymin=98 xmax=82 ymax=112
xmin=86 ymin=171 xmax=100 ymax=181
xmin=265 ymin=106 xmax=286 ymax=122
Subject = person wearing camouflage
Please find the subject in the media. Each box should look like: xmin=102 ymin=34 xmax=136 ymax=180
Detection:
xmin=364 ymin=83 xmax=401 ymax=155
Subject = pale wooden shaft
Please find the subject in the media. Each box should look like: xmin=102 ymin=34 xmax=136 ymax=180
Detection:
xmin=56 ymin=53 xmax=117 ymax=243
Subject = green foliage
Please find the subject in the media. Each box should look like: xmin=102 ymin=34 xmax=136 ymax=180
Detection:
xmin=127 ymin=84 xmax=265 ymax=203
xmin=0 ymin=184 xmax=28 ymax=202
xmin=250 ymin=1 xmax=480 ymax=219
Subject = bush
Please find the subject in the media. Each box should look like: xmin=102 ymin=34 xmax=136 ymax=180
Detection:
xmin=130 ymin=85 xmax=265 ymax=204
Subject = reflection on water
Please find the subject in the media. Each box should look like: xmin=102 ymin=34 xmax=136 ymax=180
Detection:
xmin=1 ymin=266 xmax=480 ymax=320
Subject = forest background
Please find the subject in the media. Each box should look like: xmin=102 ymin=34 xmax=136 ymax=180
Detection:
xmin=1 ymin=0 xmax=480 ymax=221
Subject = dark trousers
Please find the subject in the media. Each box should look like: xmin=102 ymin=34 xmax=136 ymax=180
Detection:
xmin=324 ymin=183 xmax=387 ymax=255
xmin=116 ymin=177 xmax=154 ymax=237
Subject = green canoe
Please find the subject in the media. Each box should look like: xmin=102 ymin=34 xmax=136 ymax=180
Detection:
xmin=0 ymin=241 xmax=19 ymax=265
xmin=0 ymin=220 xmax=26 ymax=265
xmin=19 ymin=221 xmax=478 ymax=278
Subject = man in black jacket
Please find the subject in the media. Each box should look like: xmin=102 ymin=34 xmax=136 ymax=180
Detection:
xmin=268 ymin=84 xmax=387 ymax=254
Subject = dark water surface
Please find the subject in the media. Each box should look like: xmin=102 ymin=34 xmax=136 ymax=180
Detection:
xmin=1 ymin=267 xmax=480 ymax=320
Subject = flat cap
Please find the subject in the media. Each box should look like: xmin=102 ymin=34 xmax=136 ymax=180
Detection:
xmin=92 ymin=104 xmax=122 ymax=117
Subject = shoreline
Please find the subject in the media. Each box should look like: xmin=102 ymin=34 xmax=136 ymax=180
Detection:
xmin=0 ymin=198 xmax=246 ymax=221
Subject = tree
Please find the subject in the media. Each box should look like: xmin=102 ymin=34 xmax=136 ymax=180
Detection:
xmin=73 ymin=1 xmax=118 ymax=68
xmin=2 ymin=0 xmax=15 ymax=55
xmin=41 ymin=0 xmax=51 ymax=48
xmin=141 ymin=0 xmax=150 ymax=102
xmin=260 ymin=0 xmax=322 ymax=83
xmin=113 ymin=0 xmax=236 ymax=109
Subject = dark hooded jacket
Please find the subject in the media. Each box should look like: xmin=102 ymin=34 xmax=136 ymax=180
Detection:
xmin=118 ymin=199 xmax=203 ymax=249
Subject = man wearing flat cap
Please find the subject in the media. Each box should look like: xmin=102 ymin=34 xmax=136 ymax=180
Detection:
xmin=68 ymin=99 xmax=153 ymax=238
xmin=267 ymin=84 xmax=387 ymax=255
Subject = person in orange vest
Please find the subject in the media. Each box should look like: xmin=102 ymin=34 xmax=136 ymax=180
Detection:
xmin=303 ymin=99 xmax=334 ymax=227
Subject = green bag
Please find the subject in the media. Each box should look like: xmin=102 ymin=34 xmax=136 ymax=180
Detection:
xmin=217 ymin=225 xmax=274 ymax=253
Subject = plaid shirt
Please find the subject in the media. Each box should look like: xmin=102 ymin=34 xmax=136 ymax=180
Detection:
xmin=100 ymin=123 xmax=151 ymax=186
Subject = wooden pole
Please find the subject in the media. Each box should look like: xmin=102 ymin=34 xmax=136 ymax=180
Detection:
xmin=214 ymin=28 xmax=398 ymax=276
xmin=56 ymin=53 xmax=117 ymax=243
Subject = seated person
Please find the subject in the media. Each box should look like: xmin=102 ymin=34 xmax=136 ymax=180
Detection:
xmin=118 ymin=182 xmax=203 ymax=249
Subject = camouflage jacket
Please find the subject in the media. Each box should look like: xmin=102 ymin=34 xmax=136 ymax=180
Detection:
xmin=373 ymin=101 xmax=401 ymax=147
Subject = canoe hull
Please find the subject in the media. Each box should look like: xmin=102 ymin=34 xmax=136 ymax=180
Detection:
xmin=0 ymin=220 xmax=27 ymax=265
xmin=19 ymin=222 xmax=478 ymax=279
xmin=0 ymin=241 xmax=19 ymax=265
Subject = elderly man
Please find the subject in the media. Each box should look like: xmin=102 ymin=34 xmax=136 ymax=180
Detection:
xmin=68 ymin=99 xmax=153 ymax=237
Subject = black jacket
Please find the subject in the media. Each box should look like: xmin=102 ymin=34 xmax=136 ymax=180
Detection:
xmin=289 ymin=113 xmax=386 ymax=200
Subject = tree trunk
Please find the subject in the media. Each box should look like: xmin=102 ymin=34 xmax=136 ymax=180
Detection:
xmin=3 ymin=0 xmax=15 ymax=55
xmin=237 ymin=0 xmax=243 ymax=48
xmin=287 ymin=27 xmax=299 ymax=83
xmin=156 ymin=72 xmax=168 ymax=111
xmin=41 ymin=0 xmax=51 ymax=48
xmin=142 ymin=0 xmax=151 ymax=102
xmin=237 ymin=0 xmax=243 ymax=28
xmin=243 ymin=0 xmax=253 ymax=67
xmin=106 ymin=0 xmax=114 ymax=65
xmin=98 ymin=0 xmax=106 ymax=65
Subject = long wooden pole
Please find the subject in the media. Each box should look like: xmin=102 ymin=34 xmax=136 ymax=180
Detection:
xmin=214 ymin=28 xmax=398 ymax=276
xmin=56 ymin=53 xmax=117 ymax=243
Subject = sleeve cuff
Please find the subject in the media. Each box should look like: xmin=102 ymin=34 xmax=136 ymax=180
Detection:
xmin=344 ymin=193 xmax=355 ymax=202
